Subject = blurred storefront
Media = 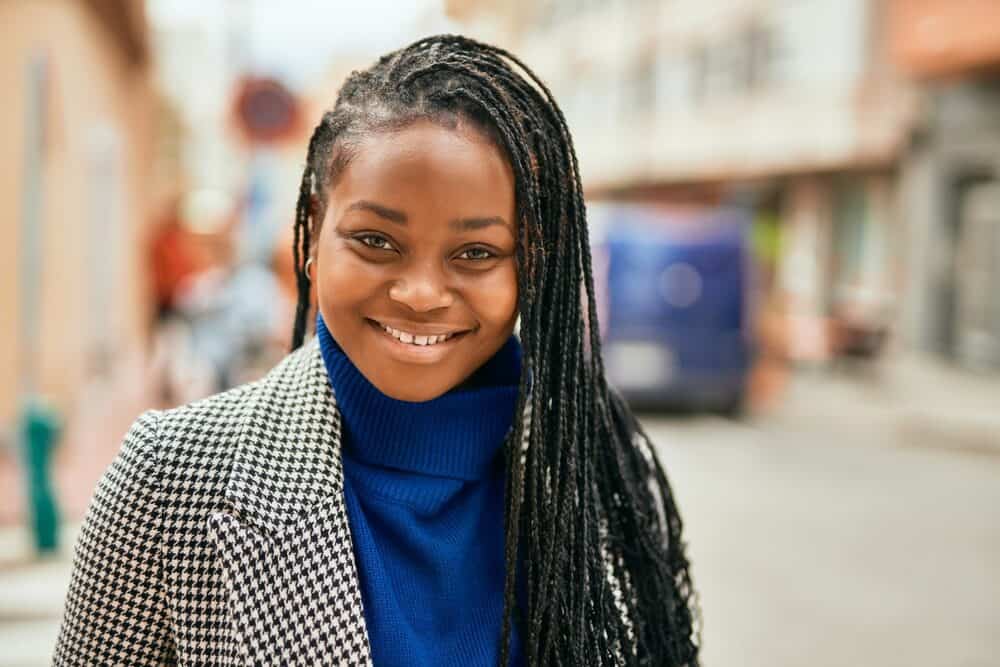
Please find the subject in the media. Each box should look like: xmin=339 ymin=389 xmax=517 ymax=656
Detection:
xmin=0 ymin=1 xmax=158 ymax=432
xmin=890 ymin=0 xmax=1000 ymax=372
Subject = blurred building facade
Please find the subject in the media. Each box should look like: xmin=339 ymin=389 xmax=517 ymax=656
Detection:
xmin=890 ymin=0 xmax=1000 ymax=371
xmin=450 ymin=0 xmax=1000 ymax=374
xmin=150 ymin=2 xmax=248 ymax=207
xmin=0 ymin=1 xmax=158 ymax=429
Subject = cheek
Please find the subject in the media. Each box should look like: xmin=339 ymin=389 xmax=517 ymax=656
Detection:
xmin=316 ymin=244 xmax=378 ymax=312
xmin=466 ymin=263 xmax=518 ymax=330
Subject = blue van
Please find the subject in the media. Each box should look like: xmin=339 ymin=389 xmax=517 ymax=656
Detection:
xmin=590 ymin=203 xmax=754 ymax=415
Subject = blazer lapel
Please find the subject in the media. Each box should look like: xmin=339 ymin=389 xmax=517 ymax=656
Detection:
xmin=208 ymin=338 xmax=372 ymax=665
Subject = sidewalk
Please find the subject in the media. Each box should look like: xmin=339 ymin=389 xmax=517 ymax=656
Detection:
xmin=763 ymin=352 xmax=1000 ymax=455
xmin=892 ymin=354 xmax=1000 ymax=455
xmin=0 ymin=524 xmax=77 ymax=667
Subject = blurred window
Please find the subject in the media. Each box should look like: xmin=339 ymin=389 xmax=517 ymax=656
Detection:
xmin=656 ymin=54 xmax=693 ymax=112
xmin=85 ymin=123 xmax=125 ymax=375
xmin=702 ymin=42 xmax=744 ymax=99
xmin=832 ymin=179 xmax=869 ymax=289
xmin=691 ymin=45 xmax=709 ymax=103
xmin=690 ymin=20 xmax=782 ymax=105
xmin=634 ymin=55 xmax=657 ymax=110
xmin=745 ymin=22 xmax=778 ymax=91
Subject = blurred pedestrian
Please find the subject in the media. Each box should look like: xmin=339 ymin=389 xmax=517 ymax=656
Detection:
xmin=55 ymin=35 xmax=700 ymax=666
xmin=149 ymin=195 xmax=208 ymax=320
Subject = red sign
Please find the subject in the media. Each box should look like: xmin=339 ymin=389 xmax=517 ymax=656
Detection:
xmin=231 ymin=77 xmax=303 ymax=145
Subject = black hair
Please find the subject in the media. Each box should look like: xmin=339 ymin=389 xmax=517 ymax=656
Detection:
xmin=290 ymin=34 xmax=699 ymax=666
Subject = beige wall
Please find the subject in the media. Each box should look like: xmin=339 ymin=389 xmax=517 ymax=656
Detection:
xmin=0 ymin=1 xmax=154 ymax=426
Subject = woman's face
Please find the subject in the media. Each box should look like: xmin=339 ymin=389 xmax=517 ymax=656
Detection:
xmin=314 ymin=119 xmax=519 ymax=402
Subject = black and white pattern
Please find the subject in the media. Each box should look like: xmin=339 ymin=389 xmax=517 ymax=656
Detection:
xmin=54 ymin=338 xmax=373 ymax=666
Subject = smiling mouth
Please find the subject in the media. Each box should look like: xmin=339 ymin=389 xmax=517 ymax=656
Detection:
xmin=366 ymin=319 xmax=472 ymax=347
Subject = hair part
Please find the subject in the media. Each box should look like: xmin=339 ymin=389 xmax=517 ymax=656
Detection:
xmin=290 ymin=34 xmax=700 ymax=666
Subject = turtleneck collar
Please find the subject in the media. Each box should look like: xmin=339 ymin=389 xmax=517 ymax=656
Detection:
xmin=317 ymin=313 xmax=521 ymax=481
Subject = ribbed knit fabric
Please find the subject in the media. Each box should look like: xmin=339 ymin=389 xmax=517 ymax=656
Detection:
xmin=317 ymin=314 xmax=525 ymax=666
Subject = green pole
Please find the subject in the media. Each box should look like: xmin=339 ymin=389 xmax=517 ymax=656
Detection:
xmin=20 ymin=399 xmax=61 ymax=553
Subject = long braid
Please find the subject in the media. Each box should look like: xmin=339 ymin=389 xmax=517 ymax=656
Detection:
xmin=290 ymin=165 xmax=312 ymax=350
xmin=288 ymin=35 xmax=700 ymax=666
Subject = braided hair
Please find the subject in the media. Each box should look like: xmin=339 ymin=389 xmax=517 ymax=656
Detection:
xmin=289 ymin=35 xmax=699 ymax=666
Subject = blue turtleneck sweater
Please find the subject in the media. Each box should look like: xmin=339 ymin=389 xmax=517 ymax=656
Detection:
xmin=317 ymin=315 xmax=524 ymax=666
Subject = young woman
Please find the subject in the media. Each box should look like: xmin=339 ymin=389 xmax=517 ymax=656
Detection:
xmin=55 ymin=35 xmax=699 ymax=666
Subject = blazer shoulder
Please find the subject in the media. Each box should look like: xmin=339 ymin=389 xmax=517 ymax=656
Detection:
xmin=152 ymin=341 xmax=325 ymax=514
xmin=151 ymin=380 xmax=260 ymax=495
xmin=154 ymin=338 xmax=319 ymax=449
xmin=157 ymin=381 xmax=256 ymax=442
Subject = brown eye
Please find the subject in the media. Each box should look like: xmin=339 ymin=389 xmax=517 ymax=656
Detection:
xmin=457 ymin=246 xmax=496 ymax=261
xmin=357 ymin=234 xmax=394 ymax=251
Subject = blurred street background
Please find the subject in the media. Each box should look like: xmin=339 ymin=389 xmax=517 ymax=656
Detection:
xmin=2 ymin=0 xmax=999 ymax=665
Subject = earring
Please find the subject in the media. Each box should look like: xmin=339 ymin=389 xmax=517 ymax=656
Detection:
xmin=304 ymin=258 xmax=314 ymax=281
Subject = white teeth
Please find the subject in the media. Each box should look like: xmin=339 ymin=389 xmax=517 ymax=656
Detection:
xmin=379 ymin=323 xmax=454 ymax=346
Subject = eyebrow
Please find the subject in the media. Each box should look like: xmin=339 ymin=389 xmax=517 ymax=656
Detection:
xmin=343 ymin=199 xmax=512 ymax=233
xmin=450 ymin=216 xmax=511 ymax=233
xmin=344 ymin=200 xmax=407 ymax=224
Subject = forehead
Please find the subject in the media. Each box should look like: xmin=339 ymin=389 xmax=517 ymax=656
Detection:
xmin=329 ymin=119 xmax=515 ymax=221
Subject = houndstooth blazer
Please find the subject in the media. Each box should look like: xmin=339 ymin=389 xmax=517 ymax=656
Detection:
xmin=54 ymin=337 xmax=374 ymax=665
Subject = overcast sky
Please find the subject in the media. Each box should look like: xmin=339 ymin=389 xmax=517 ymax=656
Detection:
xmin=148 ymin=0 xmax=457 ymax=90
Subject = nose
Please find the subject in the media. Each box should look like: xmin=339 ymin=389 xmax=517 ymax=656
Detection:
xmin=388 ymin=261 xmax=455 ymax=313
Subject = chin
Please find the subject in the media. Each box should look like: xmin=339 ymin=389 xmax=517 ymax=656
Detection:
xmin=369 ymin=374 xmax=453 ymax=403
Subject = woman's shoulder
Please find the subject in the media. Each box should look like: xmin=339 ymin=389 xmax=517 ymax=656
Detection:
xmin=156 ymin=381 xmax=256 ymax=446
xmin=106 ymin=339 xmax=325 ymax=517
xmin=110 ymin=382 xmax=259 ymax=506
xmin=155 ymin=338 xmax=316 ymax=453
xmin=154 ymin=337 xmax=320 ymax=452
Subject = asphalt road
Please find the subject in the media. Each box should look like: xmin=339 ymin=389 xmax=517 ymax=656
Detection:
xmin=644 ymin=412 xmax=1000 ymax=667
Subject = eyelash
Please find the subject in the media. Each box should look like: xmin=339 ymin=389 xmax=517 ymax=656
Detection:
xmin=353 ymin=234 xmax=498 ymax=262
